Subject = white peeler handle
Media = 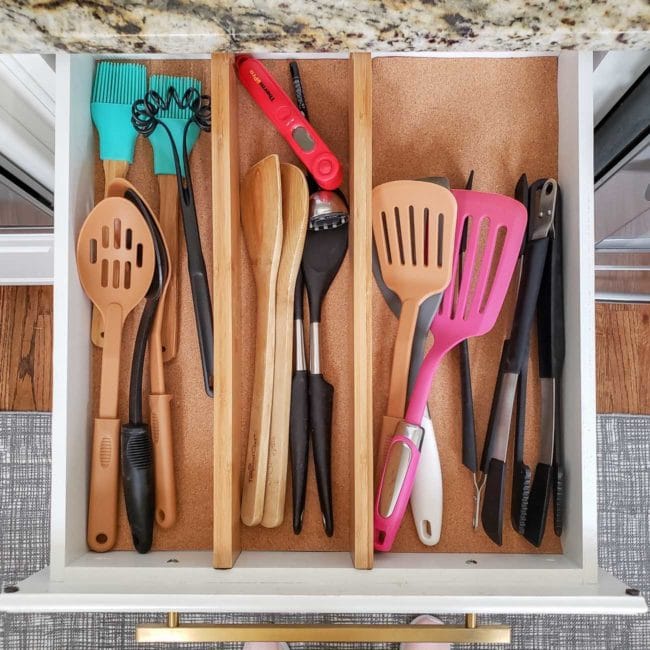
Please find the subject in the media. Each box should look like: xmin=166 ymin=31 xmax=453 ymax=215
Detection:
xmin=409 ymin=407 xmax=443 ymax=546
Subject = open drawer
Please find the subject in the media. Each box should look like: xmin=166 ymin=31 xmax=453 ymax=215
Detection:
xmin=0 ymin=50 xmax=646 ymax=635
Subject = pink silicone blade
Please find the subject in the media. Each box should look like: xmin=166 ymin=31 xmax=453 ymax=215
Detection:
xmin=405 ymin=190 xmax=527 ymax=425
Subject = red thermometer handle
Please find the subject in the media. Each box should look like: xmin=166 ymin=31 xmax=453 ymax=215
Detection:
xmin=236 ymin=55 xmax=343 ymax=191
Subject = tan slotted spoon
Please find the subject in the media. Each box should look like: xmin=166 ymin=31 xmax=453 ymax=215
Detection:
xmin=76 ymin=197 xmax=155 ymax=552
xmin=262 ymin=163 xmax=309 ymax=528
xmin=372 ymin=180 xmax=457 ymax=476
xmin=240 ymin=154 xmax=284 ymax=527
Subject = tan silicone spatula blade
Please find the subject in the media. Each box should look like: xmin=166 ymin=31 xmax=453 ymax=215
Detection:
xmin=372 ymin=180 xmax=457 ymax=473
xmin=240 ymin=154 xmax=284 ymax=527
xmin=76 ymin=196 xmax=155 ymax=552
xmin=262 ymin=163 xmax=309 ymax=529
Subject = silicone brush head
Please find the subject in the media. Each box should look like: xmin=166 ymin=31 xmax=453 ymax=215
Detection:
xmin=148 ymin=74 xmax=202 ymax=176
xmin=91 ymin=61 xmax=146 ymax=164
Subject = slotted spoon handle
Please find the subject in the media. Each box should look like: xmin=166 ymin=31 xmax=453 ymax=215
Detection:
xmin=88 ymin=302 xmax=123 ymax=552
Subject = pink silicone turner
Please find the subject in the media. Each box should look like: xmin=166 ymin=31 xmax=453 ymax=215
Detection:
xmin=374 ymin=189 xmax=526 ymax=552
xmin=406 ymin=189 xmax=527 ymax=427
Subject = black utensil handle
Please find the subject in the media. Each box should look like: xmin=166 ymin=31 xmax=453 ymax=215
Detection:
xmin=514 ymin=352 xmax=529 ymax=464
xmin=511 ymin=353 xmax=531 ymax=535
xmin=121 ymin=423 xmax=154 ymax=554
xmin=480 ymin=341 xmax=510 ymax=472
xmin=294 ymin=271 xmax=304 ymax=320
xmin=523 ymin=462 xmax=553 ymax=547
xmin=505 ymin=236 xmax=550 ymax=374
xmin=481 ymin=458 xmax=507 ymax=546
xmin=308 ymin=372 xmax=334 ymax=537
xmin=290 ymin=370 xmax=310 ymax=534
xmin=179 ymin=195 xmax=214 ymax=397
xmin=188 ymin=268 xmax=214 ymax=396
xmin=460 ymin=339 xmax=477 ymax=472
xmin=553 ymin=463 xmax=564 ymax=537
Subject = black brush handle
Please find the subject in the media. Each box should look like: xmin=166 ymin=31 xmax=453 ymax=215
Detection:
xmin=460 ymin=339 xmax=477 ymax=472
xmin=290 ymin=370 xmax=310 ymax=534
xmin=481 ymin=458 xmax=506 ymax=546
xmin=309 ymin=372 xmax=334 ymax=537
xmin=523 ymin=462 xmax=553 ymax=547
xmin=121 ymin=423 xmax=154 ymax=554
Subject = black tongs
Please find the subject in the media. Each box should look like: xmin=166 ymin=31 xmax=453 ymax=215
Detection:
xmin=132 ymin=87 xmax=214 ymax=396
xmin=480 ymin=178 xmax=561 ymax=546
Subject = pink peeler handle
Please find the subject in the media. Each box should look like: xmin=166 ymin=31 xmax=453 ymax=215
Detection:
xmin=235 ymin=55 xmax=343 ymax=191
xmin=374 ymin=421 xmax=424 ymax=552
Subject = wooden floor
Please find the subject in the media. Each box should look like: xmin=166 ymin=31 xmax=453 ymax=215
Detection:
xmin=0 ymin=286 xmax=647 ymax=414
xmin=0 ymin=286 xmax=52 ymax=411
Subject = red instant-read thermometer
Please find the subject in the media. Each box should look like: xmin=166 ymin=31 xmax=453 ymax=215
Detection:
xmin=235 ymin=55 xmax=343 ymax=191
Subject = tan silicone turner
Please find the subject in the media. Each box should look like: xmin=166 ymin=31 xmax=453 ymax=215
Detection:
xmin=107 ymin=178 xmax=177 ymax=529
xmin=240 ymin=154 xmax=284 ymax=527
xmin=372 ymin=180 xmax=457 ymax=476
xmin=262 ymin=163 xmax=309 ymax=528
xmin=76 ymin=196 xmax=155 ymax=552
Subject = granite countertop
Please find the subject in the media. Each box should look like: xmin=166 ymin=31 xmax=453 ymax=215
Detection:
xmin=0 ymin=1 xmax=648 ymax=52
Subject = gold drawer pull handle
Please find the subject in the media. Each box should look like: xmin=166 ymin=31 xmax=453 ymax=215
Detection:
xmin=136 ymin=612 xmax=510 ymax=644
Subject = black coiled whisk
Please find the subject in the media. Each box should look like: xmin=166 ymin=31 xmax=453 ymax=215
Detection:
xmin=132 ymin=86 xmax=210 ymax=189
xmin=131 ymin=84 xmax=214 ymax=397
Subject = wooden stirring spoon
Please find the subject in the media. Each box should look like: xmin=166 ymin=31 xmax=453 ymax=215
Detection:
xmin=372 ymin=181 xmax=457 ymax=477
xmin=240 ymin=154 xmax=284 ymax=527
xmin=262 ymin=163 xmax=309 ymax=528
xmin=76 ymin=197 xmax=155 ymax=552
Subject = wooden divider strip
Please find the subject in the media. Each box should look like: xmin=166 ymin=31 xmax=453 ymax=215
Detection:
xmin=212 ymin=53 xmax=242 ymax=569
xmin=349 ymin=52 xmax=374 ymax=570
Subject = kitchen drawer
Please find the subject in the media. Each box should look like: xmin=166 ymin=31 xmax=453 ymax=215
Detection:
xmin=0 ymin=50 xmax=646 ymax=627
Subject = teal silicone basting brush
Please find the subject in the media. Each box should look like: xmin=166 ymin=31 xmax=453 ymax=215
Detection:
xmin=90 ymin=60 xmax=147 ymax=348
xmin=147 ymin=74 xmax=202 ymax=364
xmin=90 ymin=60 xmax=147 ymax=185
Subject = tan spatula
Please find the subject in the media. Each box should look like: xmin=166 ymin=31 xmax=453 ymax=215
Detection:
xmin=240 ymin=154 xmax=284 ymax=527
xmin=76 ymin=197 xmax=155 ymax=552
xmin=372 ymin=180 xmax=457 ymax=476
xmin=262 ymin=163 xmax=309 ymax=528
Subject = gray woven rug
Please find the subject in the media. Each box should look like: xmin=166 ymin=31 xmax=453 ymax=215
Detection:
xmin=1 ymin=413 xmax=648 ymax=649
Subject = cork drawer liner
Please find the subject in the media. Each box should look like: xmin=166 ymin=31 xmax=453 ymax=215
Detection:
xmin=92 ymin=55 xmax=562 ymax=562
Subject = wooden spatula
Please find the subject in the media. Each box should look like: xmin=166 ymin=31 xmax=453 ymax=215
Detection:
xmin=240 ymin=154 xmax=284 ymax=527
xmin=262 ymin=163 xmax=309 ymax=528
xmin=76 ymin=197 xmax=155 ymax=552
xmin=372 ymin=181 xmax=457 ymax=475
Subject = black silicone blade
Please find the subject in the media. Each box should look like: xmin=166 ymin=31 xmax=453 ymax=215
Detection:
xmin=553 ymin=464 xmax=564 ymax=537
xmin=523 ymin=462 xmax=553 ymax=547
xmin=481 ymin=458 xmax=507 ymax=546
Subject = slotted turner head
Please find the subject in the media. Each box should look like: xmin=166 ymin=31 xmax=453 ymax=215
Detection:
xmin=404 ymin=189 xmax=527 ymax=428
xmin=76 ymin=197 xmax=155 ymax=321
xmin=372 ymin=181 xmax=457 ymax=303
xmin=433 ymin=189 xmax=527 ymax=348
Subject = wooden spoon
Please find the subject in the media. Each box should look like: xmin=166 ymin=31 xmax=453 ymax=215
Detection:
xmin=240 ymin=154 xmax=283 ymax=527
xmin=262 ymin=163 xmax=309 ymax=528
xmin=372 ymin=180 xmax=457 ymax=476
xmin=76 ymin=197 xmax=155 ymax=551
